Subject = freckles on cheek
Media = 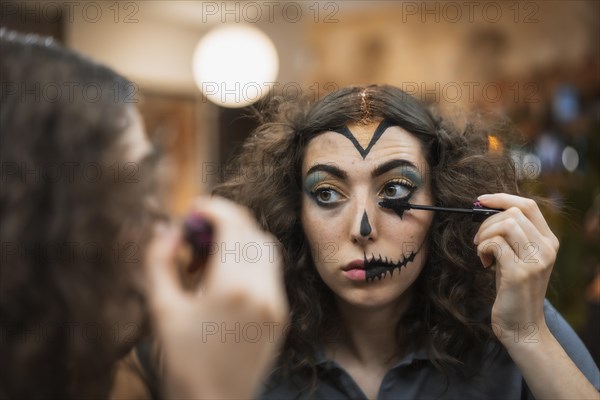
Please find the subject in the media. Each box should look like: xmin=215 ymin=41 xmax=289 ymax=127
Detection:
xmin=313 ymin=222 xmax=325 ymax=235
xmin=306 ymin=222 xmax=338 ymax=266
xmin=301 ymin=210 xmax=322 ymax=247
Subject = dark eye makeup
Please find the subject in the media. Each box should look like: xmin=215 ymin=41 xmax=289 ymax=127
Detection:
xmin=309 ymin=185 xmax=345 ymax=207
xmin=379 ymin=178 xmax=416 ymax=201
xmin=306 ymin=178 xmax=417 ymax=209
xmin=303 ymin=159 xmax=422 ymax=209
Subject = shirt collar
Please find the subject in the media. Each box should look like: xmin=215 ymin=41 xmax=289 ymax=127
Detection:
xmin=314 ymin=341 xmax=431 ymax=370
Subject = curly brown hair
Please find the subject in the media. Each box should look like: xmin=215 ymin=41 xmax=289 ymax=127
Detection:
xmin=0 ymin=29 xmax=158 ymax=398
xmin=214 ymin=85 xmax=521 ymax=382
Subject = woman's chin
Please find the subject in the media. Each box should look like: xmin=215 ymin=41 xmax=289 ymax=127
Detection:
xmin=335 ymin=286 xmax=412 ymax=310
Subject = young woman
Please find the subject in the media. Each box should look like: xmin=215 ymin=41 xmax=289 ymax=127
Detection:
xmin=215 ymin=85 xmax=600 ymax=399
xmin=0 ymin=29 xmax=287 ymax=399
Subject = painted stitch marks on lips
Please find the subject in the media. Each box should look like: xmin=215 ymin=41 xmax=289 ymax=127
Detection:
xmin=364 ymin=249 xmax=419 ymax=282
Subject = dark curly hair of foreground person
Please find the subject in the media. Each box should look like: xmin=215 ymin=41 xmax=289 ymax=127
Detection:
xmin=0 ymin=29 xmax=159 ymax=399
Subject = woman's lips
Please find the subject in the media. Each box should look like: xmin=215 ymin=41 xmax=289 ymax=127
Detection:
xmin=343 ymin=260 xmax=366 ymax=281
xmin=342 ymin=259 xmax=365 ymax=271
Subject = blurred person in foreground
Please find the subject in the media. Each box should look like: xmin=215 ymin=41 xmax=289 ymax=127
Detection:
xmin=0 ymin=28 xmax=287 ymax=400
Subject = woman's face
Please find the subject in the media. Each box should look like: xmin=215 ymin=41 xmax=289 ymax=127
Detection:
xmin=301 ymin=120 xmax=434 ymax=309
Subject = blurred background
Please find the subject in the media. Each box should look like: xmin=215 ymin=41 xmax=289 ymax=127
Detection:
xmin=2 ymin=0 xmax=598 ymax=359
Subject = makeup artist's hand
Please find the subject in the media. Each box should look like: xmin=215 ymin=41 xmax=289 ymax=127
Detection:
xmin=473 ymin=193 xmax=559 ymax=343
xmin=146 ymin=197 xmax=288 ymax=399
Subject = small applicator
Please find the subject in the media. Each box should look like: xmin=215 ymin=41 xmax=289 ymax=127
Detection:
xmin=183 ymin=214 xmax=213 ymax=273
xmin=379 ymin=199 xmax=502 ymax=222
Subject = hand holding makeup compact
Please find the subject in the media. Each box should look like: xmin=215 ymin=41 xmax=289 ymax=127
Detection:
xmin=146 ymin=197 xmax=288 ymax=399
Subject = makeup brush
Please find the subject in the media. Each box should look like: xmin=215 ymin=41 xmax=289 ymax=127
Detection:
xmin=379 ymin=199 xmax=502 ymax=222
xmin=183 ymin=214 xmax=214 ymax=273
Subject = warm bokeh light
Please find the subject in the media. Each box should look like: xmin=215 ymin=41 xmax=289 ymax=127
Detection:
xmin=193 ymin=25 xmax=279 ymax=108
xmin=487 ymin=134 xmax=503 ymax=153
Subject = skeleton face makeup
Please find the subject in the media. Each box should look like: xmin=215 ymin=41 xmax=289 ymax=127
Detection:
xmin=301 ymin=120 xmax=434 ymax=308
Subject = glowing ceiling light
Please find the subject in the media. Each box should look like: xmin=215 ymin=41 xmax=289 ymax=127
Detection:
xmin=193 ymin=25 xmax=279 ymax=108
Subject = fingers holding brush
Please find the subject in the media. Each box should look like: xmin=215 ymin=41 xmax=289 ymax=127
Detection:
xmin=474 ymin=193 xmax=559 ymax=346
xmin=475 ymin=193 xmax=558 ymax=271
xmin=478 ymin=193 xmax=557 ymax=241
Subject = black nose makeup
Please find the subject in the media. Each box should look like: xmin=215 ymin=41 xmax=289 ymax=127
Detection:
xmin=360 ymin=210 xmax=372 ymax=237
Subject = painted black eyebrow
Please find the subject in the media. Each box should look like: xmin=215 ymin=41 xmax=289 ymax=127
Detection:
xmin=305 ymin=164 xmax=347 ymax=180
xmin=332 ymin=119 xmax=394 ymax=159
xmin=371 ymin=159 xmax=419 ymax=178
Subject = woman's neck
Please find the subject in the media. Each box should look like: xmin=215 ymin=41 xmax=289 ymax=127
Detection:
xmin=327 ymin=291 xmax=412 ymax=367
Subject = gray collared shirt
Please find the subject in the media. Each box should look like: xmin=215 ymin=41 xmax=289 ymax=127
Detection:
xmin=260 ymin=301 xmax=600 ymax=399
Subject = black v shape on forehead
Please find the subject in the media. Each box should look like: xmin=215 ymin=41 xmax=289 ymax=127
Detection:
xmin=332 ymin=119 xmax=395 ymax=160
